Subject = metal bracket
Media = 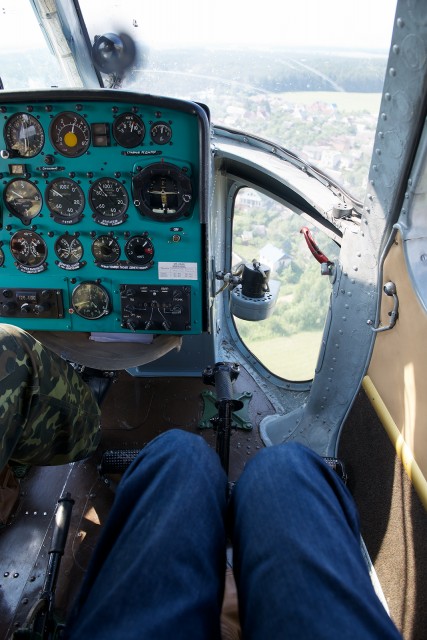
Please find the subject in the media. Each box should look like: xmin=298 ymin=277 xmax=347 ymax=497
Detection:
xmin=199 ymin=390 xmax=253 ymax=431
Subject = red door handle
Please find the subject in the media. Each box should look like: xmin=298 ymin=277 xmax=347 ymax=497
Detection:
xmin=300 ymin=227 xmax=330 ymax=264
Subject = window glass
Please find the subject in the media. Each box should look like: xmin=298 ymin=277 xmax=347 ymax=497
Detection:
xmin=233 ymin=188 xmax=339 ymax=381
xmin=0 ymin=0 xmax=65 ymax=90
xmin=80 ymin=0 xmax=396 ymax=201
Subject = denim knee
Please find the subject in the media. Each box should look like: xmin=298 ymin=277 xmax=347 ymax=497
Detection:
xmin=240 ymin=441 xmax=322 ymax=484
xmin=146 ymin=428 xmax=215 ymax=462
xmin=122 ymin=428 xmax=225 ymax=489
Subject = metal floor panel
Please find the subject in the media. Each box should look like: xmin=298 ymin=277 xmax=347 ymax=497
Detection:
xmin=0 ymin=370 xmax=272 ymax=638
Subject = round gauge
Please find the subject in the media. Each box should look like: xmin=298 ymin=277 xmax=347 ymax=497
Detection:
xmin=150 ymin=121 xmax=172 ymax=145
xmin=92 ymin=235 xmax=121 ymax=264
xmin=71 ymin=282 xmax=111 ymax=320
xmin=89 ymin=178 xmax=129 ymax=223
xmin=49 ymin=112 xmax=90 ymax=157
xmin=55 ymin=234 xmax=84 ymax=265
xmin=113 ymin=113 xmax=145 ymax=148
xmin=0 ymin=246 xmax=4 ymax=267
xmin=4 ymin=112 xmax=44 ymax=158
xmin=46 ymin=178 xmax=85 ymax=223
xmin=132 ymin=162 xmax=193 ymax=222
xmin=125 ymin=235 xmax=154 ymax=265
xmin=4 ymin=179 xmax=42 ymax=221
xmin=10 ymin=230 xmax=47 ymax=268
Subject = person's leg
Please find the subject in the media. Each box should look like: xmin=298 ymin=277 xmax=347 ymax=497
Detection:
xmin=66 ymin=429 xmax=228 ymax=640
xmin=0 ymin=324 xmax=101 ymax=471
xmin=230 ymin=442 xmax=401 ymax=639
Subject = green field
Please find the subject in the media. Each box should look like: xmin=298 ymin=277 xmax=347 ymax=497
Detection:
xmin=280 ymin=91 xmax=382 ymax=114
xmin=236 ymin=329 xmax=324 ymax=381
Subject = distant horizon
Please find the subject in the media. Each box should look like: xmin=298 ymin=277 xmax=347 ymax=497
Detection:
xmin=4 ymin=43 xmax=390 ymax=56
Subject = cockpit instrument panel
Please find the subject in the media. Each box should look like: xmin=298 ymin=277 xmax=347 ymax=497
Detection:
xmin=0 ymin=90 xmax=210 ymax=334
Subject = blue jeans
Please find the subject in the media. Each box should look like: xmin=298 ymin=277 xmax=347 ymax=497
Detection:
xmin=66 ymin=429 xmax=401 ymax=639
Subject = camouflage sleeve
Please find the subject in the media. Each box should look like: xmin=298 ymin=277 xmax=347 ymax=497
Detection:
xmin=0 ymin=324 xmax=101 ymax=472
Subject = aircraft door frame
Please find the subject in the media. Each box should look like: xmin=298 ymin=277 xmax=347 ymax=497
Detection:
xmin=212 ymin=0 xmax=427 ymax=457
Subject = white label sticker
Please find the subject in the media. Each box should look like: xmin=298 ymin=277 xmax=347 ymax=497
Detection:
xmin=158 ymin=262 xmax=198 ymax=280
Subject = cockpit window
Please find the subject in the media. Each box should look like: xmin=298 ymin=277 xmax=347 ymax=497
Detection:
xmin=232 ymin=188 xmax=339 ymax=382
xmin=0 ymin=0 xmax=66 ymax=90
xmin=80 ymin=0 xmax=396 ymax=201
xmin=2 ymin=0 xmax=396 ymax=200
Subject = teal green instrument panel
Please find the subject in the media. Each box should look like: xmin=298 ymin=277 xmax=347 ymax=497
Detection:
xmin=0 ymin=90 xmax=209 ymax=334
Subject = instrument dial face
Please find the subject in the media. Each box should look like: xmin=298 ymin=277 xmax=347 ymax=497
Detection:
xmin=49 ymin=112 xmax=91 ymax=157
xmin=150 ymin=121 xmax=172 ymax=145
xmin=132 ymin=162 xmax=193 ymax=222
xmin=125 ymin=235 xmax=154 ymax=265
xmin=71 ymin=282 xmax=111 ymax=320
xmin=92 ymin=235 xmax=121 ymax=264
xmin=4 ymin=112 xmax=45 ymax=157
xmin=89 ymin=178 xmax=129 ymax=223
xmin=4 ymin=179 xmax=42 ymax=221
xmin=10 ymin=230 xmax=47 ymax=268
xmin=46 ymin=178 xmax=85 ymax=223
xmin=113 ymin=113 xmax=145 ymax=148
xmin=55 ymin=234 xmax=84 ymax=264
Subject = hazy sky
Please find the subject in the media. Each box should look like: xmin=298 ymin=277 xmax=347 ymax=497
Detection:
xmin=1 ymin=0 xmax=397 ymax=51
xmin=80 ymin=0 xmax=397 ymax=50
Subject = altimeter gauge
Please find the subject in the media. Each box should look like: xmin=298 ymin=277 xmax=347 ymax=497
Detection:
xmin=3 ymin=112 xmax=45 ymax=158
xmin=89 ymin=178 xmax=129 ymax=224
xmin=71 ymin=282 xmax=111 ymax=320
xmin=46 ymin=178 xmax=85 ymax=224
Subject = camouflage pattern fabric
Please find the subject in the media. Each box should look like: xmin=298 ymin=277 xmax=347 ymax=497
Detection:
xmin=0 ymin=324 xmax=101 ymax=472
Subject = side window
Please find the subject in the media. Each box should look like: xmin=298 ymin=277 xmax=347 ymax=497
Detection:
xmin=232 ymin=187 xmax=338 ymax=382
